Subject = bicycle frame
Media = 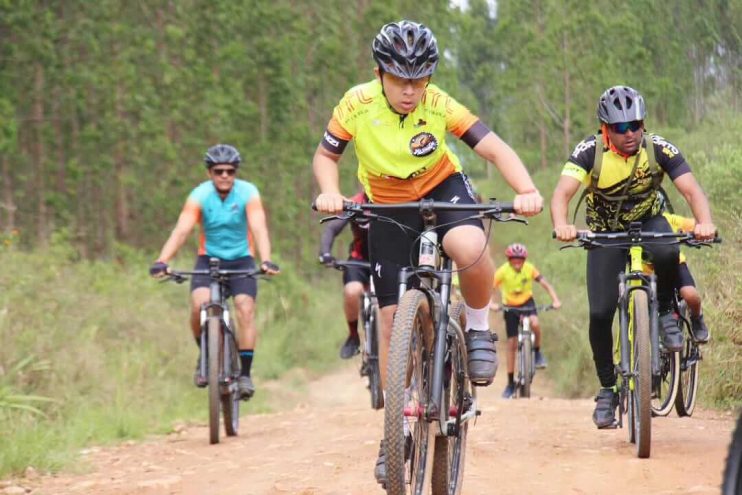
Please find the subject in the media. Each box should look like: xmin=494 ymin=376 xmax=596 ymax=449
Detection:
xmin=394 ymin=211 xmax=473 ymax=436
xmin=616 ymin=243 xmax=660 ymax=388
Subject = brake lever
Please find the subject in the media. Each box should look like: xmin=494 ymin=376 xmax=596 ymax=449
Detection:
xmin=319 ymin=211 xmax=356 ymax=224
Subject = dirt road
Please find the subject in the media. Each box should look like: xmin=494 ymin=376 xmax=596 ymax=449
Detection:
xmin=9 ymin=363 xmax=735 ymax=495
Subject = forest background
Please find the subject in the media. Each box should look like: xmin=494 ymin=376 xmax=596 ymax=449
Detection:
xmin=0 ymin=0 xmax=739 ymax=476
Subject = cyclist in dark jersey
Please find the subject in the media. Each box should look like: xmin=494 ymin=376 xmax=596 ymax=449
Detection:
xmin=551 ymin=86 xmax=716 ymax=429
xmin=318 ymin=191 xmax=371 ymax=359
xmin=150 ymin=144 xmax=279 ymax=400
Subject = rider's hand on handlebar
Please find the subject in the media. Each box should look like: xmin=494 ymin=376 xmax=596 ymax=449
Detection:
xmin=489 ymin=301 xmax=501 ymax=312
xmin=553 ymin=224 xmax=578 ymax=242
xmin=552 ymin=299 xmax=562 ymax=310
xmin=513 ymin=190 xmax=543 ymax=217
xmin=694 ymin=222 xmax=716 ymax=241
xmin=149 ymin=261 xmax=169 ymax=279
xmin=261 ymin=260 xmax=280 ymax=275
xmin=314 ymin=192 xmax=346 ymax=214
xmin=318 ymin=253 xmax=336 ymax=266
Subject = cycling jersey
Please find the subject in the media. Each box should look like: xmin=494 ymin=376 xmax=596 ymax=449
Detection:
xmin=664 ymin=212 xmax=695 ymax=264
xmin=180 ymin=179 xmax=260 ymax=260
xmin=321 ymin=79 xmax=489 ymax=203
xmin=561 ymin=133 xmax=691 ymax=231
xmin=493 ymin=261 xmax=542 ymax=307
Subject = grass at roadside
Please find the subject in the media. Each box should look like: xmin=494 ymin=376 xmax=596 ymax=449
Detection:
xmin=0 ymin=245 xmax=347 ymax=477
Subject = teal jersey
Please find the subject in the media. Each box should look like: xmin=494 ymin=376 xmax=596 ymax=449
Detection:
xmin=184 ymin=179 xmax=260 ymax=260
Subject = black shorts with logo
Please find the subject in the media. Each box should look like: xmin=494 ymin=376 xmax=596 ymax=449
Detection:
xmin=190 ymin=255 xmax=258 ymax=299
xmin=369 ymin=173 xmax=483 ymax=308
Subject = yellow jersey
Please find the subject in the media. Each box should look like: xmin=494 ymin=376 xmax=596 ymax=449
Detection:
xmin=663 ymin=212 xmax=695 ymax=264
xmin=493 ymin=261 xmax=541 ymax=307
xmin=322 ymin=80 xmax=485 ymax=203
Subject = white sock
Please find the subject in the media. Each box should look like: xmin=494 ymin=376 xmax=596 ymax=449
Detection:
xmin=464 ymin=304 xmax=489 ymax=331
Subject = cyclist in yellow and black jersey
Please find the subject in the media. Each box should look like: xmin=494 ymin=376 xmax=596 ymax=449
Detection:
xmin=551 ymin=85 xmax=715 ymax=429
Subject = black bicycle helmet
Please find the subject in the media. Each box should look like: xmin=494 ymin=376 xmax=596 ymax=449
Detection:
xmin=372 ymin=20 xmax=439 ymax=79
xmin=597 ymin=86 xmax=646 ymax=124
xmin=204 ymin=144 xmax=241 ymax=169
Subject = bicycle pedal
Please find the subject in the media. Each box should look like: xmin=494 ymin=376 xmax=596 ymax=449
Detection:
xmin=597 ymin=421 xmax=618 ymax=430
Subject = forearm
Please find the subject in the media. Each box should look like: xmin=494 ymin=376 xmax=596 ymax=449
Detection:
xmin=313 ymin=147 xmax=342 ymax=194
xmin=157 ymin=229 xmax=189 ymax=263
xmin=540 ymin=280 xmax=559 ymax=302
xmin=684 ymin=188 xmax=713 ymax=224
xmin=254 ymin=231 xmax=272 ymax=263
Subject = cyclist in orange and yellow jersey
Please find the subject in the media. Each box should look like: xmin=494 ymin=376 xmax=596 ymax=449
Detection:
xmin=312 ymin=20 xmax=542 ymax=485
xmin=490 ymin=243 xmax=561 ymax=398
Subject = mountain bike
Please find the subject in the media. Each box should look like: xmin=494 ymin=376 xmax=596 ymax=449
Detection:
xmin=564 ymin=223 xmax=718 ymax=458
xmin=326 ymin=259 xmax=383 ymax=410
xmin=165 ymin=258 xmax=265 ymax=444
xmin=674 ymin=295 xmax=701 ymax=417
xmin=493 ymin=305 xmax=554 ymax=398
xmin=321 ymin=199 xmax=523 ymax=495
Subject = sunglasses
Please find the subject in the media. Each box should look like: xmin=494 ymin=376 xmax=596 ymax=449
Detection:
xmin=211 ymin=167 xmax=236 ymax=177
xmin=610 ymin=120 xmax=643 ymax=134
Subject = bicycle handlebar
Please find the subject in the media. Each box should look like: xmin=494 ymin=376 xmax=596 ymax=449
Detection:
xmin=164 ymin=267 xmax=266 ymax=284
xmin=326 ymin=259 xmax=371 ymax=272
xmin=552 ymin=227 xmax=721 ymax=250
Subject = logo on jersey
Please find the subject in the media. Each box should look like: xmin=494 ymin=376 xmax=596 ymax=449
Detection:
xmin=651 ymin=135 xmax=679 ymax=158
xmin=375 ymin=262 xmax=382 ymax=279
xmin=415 ymin=119 xmax=427 ymax=128
xmin=410 ymin=132 xmax=438 ymax=157
xmin=450 ymin=195 xmax=460 ymax=204
xmin=571 ymin=138 xmax=596 ymax=159
xmin=323 ymin=131 xmax=339 ymax=148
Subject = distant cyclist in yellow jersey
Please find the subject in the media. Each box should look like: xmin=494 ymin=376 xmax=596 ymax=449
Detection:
xmin=490 ymin=243 xmax=561 ymax=398
xmin=312 ymin=20 xmax=542 ymax=485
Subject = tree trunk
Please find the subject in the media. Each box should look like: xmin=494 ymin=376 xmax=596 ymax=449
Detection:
xmin=1 ymin=156 xmax=16 ymax=231
xmin=561 ymin=32 xmax=572 ymax=159
xmin=33 ymin=63 xmax=48 ymax=246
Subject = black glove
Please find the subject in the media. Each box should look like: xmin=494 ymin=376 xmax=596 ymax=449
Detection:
xmin=318 ymin=253 xmax=335 ymax=266
xmin=149 ymin=261 xmax=169 ymax=277
xmin=261 ymin=260 xmax=280 ymax=273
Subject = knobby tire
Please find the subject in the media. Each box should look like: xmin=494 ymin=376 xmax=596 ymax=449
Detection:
xmin=207 ymin=315 xmax=221 ymax=445
xmin=385 ymin=290 xmax=433 ymax=495
xmin=675 ymin=302 xmax=700 ymax=417
xmin=222 ymin=324 xmax=240 ymax=437
xmin=632 ymin=291 xmax=652 ymax=458
xmin=367 ymin=304 xmax=384 ymax=410
xmin=519 ymin=331 xmax=533 ymax=399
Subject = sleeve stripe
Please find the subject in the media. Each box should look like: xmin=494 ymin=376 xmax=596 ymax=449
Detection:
xmin=460 ymin=120 xmax=491 ymax=148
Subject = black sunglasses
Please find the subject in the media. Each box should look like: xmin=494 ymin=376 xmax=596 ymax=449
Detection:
xmin=211 ymin=167 xmax=236 ymax=176
xmin=610 ymin=120 xmax=643 ymax=134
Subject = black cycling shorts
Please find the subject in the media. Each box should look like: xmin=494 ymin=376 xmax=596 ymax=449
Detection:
xmin=677 ymin=262 xmax=696 ymax=289
xmin=369 ymin=173 xmax=483 ymax=308
xmin=343 ymin=259 xmax=371 ymax=286
xmin=503 ymin=298 xmax=538 ymax=338
xmin=190 ymin=255 xmax=258 ymax=299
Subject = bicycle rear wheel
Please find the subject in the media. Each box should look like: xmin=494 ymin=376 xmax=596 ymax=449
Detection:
xmin=631 ymin=290 xmax=652 ymax=458
xmin=675 ymin=302 xmax=700 ymax=417
xmin=366 ymin=303 xmax=384 ymax=410
xmin=651 ymin=349 xmax=679 ymax=417
xmin=385 ymin=289 xmax=434 ymax=495
xmin=432 ymin=302 xmax=469 ymax=495
xmin=222 ymin=329 xmax=240 ymax=437
xmin=207 ymin=315 xmax=222 ymax=445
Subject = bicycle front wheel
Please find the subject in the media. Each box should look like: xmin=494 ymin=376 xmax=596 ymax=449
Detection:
xmin=631 ymin=290 xmax=652 ymax=458
xmin=432 ymin=302 xmax=469 ymax=495
xmin=519 ymin=333 xmax=533 ymax=399
xmin=675 ymin=302 xmax=700 ymax=417
xmin=207 ymin=316 xmax=222 ymax=445
xmin=385 ymin=289 xmax=434 ymax=495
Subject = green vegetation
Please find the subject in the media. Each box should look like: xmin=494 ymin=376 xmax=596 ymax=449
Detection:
xmin=0 ymin=243 xmax=347 ymax=477
xmin=473 ymin=107 xmax=741 ymax=407
xmin=0 ymin=0 xmax=738 ymax=479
